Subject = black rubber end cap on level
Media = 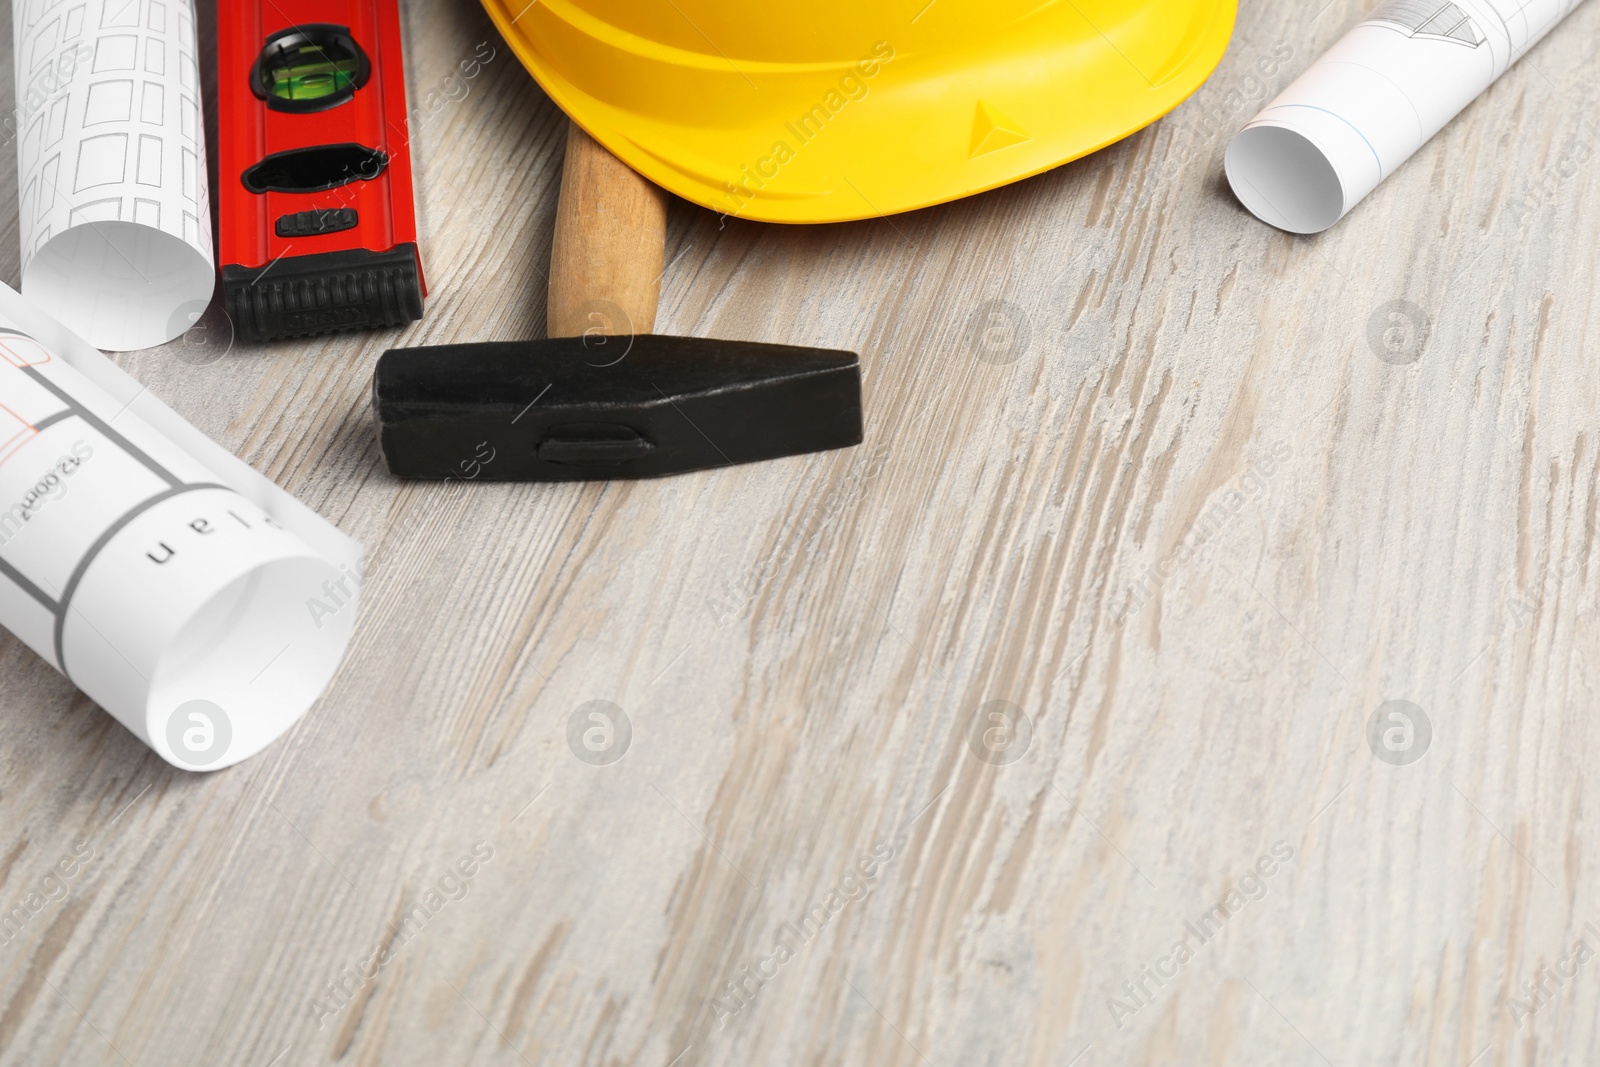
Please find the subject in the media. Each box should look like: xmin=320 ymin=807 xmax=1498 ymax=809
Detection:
xmin=373 ymin=335 xmax=862 ymax=481
xmin=223 ymin=244 xmax=424 ymax=343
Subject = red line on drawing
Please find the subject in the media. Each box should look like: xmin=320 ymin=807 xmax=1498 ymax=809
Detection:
xmin=0 ymin=403 xmax=37 ymax=467
xmin=0 ymin=338 xmax=52 ymax=367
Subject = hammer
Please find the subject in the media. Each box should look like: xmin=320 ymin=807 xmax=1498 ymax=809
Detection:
xmin=372 ymin=124 xmax=863 ymax=480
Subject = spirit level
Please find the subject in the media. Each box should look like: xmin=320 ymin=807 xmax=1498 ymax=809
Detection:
xmin=218 ymin=1 xmax=426 ymax=343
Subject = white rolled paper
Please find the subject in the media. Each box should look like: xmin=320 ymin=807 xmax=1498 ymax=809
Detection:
xmin=1226 ymin=0 xmax=1587 ymax=233
xmin=14 ymin=0 xmax=215 ymax=350
xmin=0 ymin=284 xmax=360 ymax=771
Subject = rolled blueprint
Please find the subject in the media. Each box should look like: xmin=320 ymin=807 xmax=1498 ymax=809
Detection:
xmin=1225 ymin=0 xmax=1586 ymax=233
xmin=0 ymin=284 xmax=360 ymax=771
xmin=14 ymin=0 xmax=215 ymax=349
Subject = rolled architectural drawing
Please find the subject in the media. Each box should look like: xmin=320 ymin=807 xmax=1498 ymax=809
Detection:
xmin=13 ymin=0 xmax=214 ymax=350
xmin=1226 ymin=0 xmax=1586 ymax=233
xmin=0 ymin=284 xmax=361 ymax=771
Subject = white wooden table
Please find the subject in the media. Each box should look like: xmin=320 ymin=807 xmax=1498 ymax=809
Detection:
xmin=3 ymin=0 xmax=1599 ymax=1063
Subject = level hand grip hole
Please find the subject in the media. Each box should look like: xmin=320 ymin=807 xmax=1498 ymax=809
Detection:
xmin=241 ymin=144 xmax=388 ymax=194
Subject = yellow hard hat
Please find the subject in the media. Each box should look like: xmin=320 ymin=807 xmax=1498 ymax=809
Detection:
xmin=481 ymin=0 xmax=1236 ymax=223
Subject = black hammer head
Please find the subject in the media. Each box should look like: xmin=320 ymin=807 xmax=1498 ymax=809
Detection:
xmin=373 ymin=336 xmax=862 ymax=480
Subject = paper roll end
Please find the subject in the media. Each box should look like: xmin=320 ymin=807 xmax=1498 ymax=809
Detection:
xmin=144 ymin=554 xmax=361 ymax=772
xmin=1225 ymin=124 xmax=1346 ymax=235
xmin=22 ymin=221 xmax=215 ymax=351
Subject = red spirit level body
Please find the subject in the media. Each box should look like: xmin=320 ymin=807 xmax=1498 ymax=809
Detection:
xmin=218 ymin=0 xmax=425 ymax=343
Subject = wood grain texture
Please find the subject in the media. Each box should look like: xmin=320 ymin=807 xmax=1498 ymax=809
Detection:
xmin=547 ymin=123 xmax=668 ymax=338
xmin=3 ymin=1 xmax=1600 ymax=1065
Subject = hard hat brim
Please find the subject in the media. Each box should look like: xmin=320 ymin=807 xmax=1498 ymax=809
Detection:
xmin=482 ymin=0 xmax=1237 ymax=224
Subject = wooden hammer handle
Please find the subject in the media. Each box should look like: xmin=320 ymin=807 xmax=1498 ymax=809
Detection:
xmin=547 ymin=122 xmax=668 ymax=339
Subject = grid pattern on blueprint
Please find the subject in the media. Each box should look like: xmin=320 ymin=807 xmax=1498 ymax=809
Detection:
xmin=14 ymin=0 xmax=209 ymax=262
